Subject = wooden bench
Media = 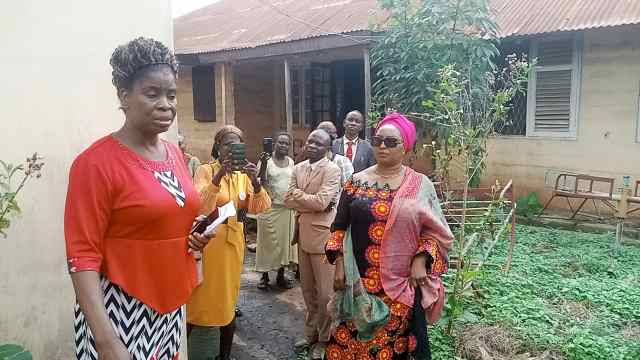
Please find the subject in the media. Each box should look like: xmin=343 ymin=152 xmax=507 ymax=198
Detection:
xmin=541 ymin=173 xmax=616 ymax=219
xmin=615 ymin=180 xmax=640 ymax=215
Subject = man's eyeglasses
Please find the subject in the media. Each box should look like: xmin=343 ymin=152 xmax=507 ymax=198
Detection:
xmin=372 ymin=136 xmax=403 ymax=148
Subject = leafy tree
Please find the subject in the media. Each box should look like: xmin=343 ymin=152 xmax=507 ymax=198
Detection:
xmin=371 ymin=0 xmax=499 ymax=125
xmin=371 ymin=0 xmax=532 ymax=338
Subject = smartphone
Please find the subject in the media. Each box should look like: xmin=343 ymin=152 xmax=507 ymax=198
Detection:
xmin=230 ymin=143 xmax=246 ymax=171
xmin=263 ymin=137 xmax=273 ymax=154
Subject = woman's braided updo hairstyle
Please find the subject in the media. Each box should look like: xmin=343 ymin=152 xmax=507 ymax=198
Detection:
xmin=109 ymin=37 xmax=178 ymax=91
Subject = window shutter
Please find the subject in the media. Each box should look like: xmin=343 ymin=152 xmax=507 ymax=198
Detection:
xmin=528 ymin=37 xmax=579 ymax=137
xmin=538 ymin=40 xmax=573 ymax=66
xmin=192 ymin=66 xmax=216 ymax=122
xmin=534 ymin=69 xmax=572 ymax=133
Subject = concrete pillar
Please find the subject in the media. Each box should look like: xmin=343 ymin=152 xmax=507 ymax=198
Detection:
xmin=284 ymin=59 xmax=293 ymax=135
xmin=363 ymin=47 xmax=372 ymax=139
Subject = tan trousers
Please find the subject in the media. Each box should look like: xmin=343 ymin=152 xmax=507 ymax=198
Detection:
xmin=298 ymin=248 xmax=335 ymax=343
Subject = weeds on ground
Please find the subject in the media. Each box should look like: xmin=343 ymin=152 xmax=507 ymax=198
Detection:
xmin=430 ymin=225 xmax=640 ymax=360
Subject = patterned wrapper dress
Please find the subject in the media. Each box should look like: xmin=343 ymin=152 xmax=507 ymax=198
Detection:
xmin=325 ymin=179 xmax=450 ymax=360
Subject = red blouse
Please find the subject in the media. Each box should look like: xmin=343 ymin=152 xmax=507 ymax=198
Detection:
xmin=64 ymin=135 xmax=201 ymax=313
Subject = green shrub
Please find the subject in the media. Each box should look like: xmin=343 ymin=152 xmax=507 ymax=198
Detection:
xmin=516 ymin=192 xmax=544 ymax=217
xmin=0 ymin=344 xmax=32 ymax=360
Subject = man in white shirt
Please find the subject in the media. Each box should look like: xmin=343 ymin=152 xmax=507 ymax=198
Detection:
xmin=332 ymin=110 xmax=376 ymax=173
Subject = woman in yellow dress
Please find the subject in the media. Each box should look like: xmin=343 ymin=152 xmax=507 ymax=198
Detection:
xmin=187 ymin=125 xmax=271 ymax=360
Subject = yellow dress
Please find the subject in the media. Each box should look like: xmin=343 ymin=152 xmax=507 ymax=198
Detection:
xmin=187 ymin=161 xmax=271 ymax=326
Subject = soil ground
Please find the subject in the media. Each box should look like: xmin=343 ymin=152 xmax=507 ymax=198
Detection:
xmin=188 ymin=232 xmax=306 ymax=360
xmin=233 ymin=248 xmax=305 ymax=360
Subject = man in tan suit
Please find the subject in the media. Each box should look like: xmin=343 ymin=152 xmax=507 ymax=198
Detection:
xmin=285 ymin=129 xmax=341 ymax=359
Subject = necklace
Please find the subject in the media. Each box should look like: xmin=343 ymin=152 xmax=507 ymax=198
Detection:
xmin=374 ymin=165 xmax=405 ymax=180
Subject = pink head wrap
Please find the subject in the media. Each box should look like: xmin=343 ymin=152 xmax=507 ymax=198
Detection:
xmin=376 ymin=113 xmax=417 ymax=152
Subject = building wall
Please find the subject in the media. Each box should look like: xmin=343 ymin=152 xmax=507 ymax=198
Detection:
xmin=234 ymin=61 xmax=282 ymax=163
xmin=178 ymin=47 xmax=380 ymax=165
xmin=485 ymin=27 xmax=640 ymax=206
xmin=178 ymin=60 xmax=284 ymax=164
xmin=177 ymin=63 xmax=236 ymax=162
xmin=0 ymin=1 xmax=175 ymax=358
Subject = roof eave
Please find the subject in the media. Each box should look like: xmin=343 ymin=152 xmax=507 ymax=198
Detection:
xmin=176 ymin=30 xmax=380 ymax=65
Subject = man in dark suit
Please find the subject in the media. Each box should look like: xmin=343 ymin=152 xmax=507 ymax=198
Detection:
xmin=332 ymin=110 xmax=376 ymax=173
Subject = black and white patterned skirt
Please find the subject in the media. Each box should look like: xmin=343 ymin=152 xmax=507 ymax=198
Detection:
xmin=74 ymin=277 xmax=183 ymax=360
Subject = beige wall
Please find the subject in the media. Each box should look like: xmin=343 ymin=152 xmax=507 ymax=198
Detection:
xmin=0 ymin=1 xmax=174 ymax=358
xmin=485 ymin=27 xmax=640 ymax=205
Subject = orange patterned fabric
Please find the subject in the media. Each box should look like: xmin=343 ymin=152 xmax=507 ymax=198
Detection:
xmin=327 ymin=230 xmax=346 ymax=252
xmin=419 ymin=233 xmax=449 ymax=275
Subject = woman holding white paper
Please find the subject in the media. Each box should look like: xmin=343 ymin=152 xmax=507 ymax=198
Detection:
xmin=65 ymin=37 xmax=212 ymax=360
xmin=186 ymin=125 xmax=271 ymax=360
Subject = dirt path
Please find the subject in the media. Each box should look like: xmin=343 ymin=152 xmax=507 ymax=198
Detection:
xmin=232 ymin=249 xmax=306 ymax=360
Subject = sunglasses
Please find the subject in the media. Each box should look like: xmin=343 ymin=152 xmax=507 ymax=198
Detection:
xmin=372 ymin=136 xmax=403 ymax=148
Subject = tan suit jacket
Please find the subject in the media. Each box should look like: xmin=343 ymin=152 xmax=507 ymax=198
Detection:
xmin=285 ymin=157 xmax=341 ymax=254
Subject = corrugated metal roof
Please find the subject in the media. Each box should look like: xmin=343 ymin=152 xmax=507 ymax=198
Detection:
xmin=493 ymin=0 xmax=640 ymax=38
xmin=174 ymin=0 xmax=640 ymax=56
xmin=174 ymin=0 xmax=382 ymax=55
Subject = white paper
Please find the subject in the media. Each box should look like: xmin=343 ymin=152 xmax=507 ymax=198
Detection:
xmin=204 ymin=201 xmax=236 ymax=236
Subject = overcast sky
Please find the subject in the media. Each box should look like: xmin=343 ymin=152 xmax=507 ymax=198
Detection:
xmin=172 ymin=0 xmax=218 ymax=18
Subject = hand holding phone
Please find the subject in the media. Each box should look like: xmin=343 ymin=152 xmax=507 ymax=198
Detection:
xmin=263 ymin=137 xmax=273 ymax=154
xmin=230 ymin=143 xmax=246 ymax=171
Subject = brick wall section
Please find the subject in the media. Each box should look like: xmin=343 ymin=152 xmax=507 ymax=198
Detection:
xmin=179 ymin=61 xmax=282 ymax=164
xmin=234 ymin=61 xmax=283 ymax=163
xmin=177 ymin=65 xmax=221 ymax=161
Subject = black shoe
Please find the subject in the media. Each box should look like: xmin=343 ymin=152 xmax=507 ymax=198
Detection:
xmin=276 ymin=268 xmax=294 ymax=289
xmin=276 ymin=274 xmax=294 ymax=289
xmin=235 ymin=307 xmax=243 ymax=318
xmin=257 ymin=273 xmax=269 ymax=290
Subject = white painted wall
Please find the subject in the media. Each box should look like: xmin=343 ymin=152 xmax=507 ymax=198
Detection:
xmin=0 ymin=1 xmax=177 ymax=358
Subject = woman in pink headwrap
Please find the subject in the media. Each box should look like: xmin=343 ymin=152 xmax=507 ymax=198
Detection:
xmin=325 ymin=113 xmax=453 ymax=359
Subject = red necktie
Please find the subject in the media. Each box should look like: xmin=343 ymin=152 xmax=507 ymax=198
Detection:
xmin=346 ymin=141 xmax=354 ymax=161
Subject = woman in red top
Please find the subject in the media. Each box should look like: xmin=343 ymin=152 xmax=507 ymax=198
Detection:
xmin=64 ymin=37 xmax=210 ymax=360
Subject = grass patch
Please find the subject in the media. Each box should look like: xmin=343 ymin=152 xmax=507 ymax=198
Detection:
xmin=431 ymin=225 xmax=640 ymax=360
